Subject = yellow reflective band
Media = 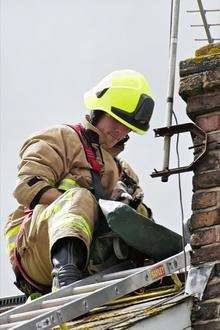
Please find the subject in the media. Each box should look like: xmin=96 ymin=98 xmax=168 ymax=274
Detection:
xmin=52 ymin=214 xmax=92 ymax=241
xmin=48 ymin=178 xmax=56 ymax=186
xmin=6 ymin=224 xmax=21 ymax=252
xmin=6 ymin=224 xmax=21 ymax=240
xmin=7 ymin=242 xmax=16 ymax=252
xmin=63 ymin=178 xmax=79 ymax=186
xmin=53 ymin=204 xmax=62 ymax=213
xmin=58 ymin=185 xmax=68 ymax=191
xmin=58 ymin=178 xmax=79 ymax=191
xmin=7 ymin=235 xmax=18 ymax=245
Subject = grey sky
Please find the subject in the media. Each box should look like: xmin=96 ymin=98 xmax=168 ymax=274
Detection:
xmin=1 ymin=0 xmax=219 ymax=297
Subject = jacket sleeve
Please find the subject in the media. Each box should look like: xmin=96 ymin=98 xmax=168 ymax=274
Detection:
xmin=13 ymin=125 xmax=78 ymax=209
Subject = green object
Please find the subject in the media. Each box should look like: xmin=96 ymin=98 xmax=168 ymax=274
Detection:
xmin=89 ymin=212 xmax=118 ymax=271
xmin=26 ymin=292 xmax=42 ymax=303
xmin=99 ymin=200 xmax=183 ymax=261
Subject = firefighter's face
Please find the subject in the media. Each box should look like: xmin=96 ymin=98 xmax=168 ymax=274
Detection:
xmin=96 ymin=114 xmax=130 ymax=148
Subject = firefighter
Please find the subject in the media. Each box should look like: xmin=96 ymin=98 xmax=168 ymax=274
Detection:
xmin=5 ymin=70 xmax=154 ymax=295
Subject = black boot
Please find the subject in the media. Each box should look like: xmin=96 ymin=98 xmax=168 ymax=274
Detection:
xmin=51 ymin=237 xmax=87 ymax=290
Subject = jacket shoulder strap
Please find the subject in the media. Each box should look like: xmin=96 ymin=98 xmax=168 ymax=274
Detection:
xmin=67 ymin=124 xmax=102 ymax=173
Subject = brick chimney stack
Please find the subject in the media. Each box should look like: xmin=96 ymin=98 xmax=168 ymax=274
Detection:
xmin=179 ymin=43 xmax=220 ymax=329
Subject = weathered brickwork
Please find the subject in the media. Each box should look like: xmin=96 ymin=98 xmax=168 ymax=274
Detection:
xmin=193 ymin=318 xmax=220 ymax=330
xmin=195 ymin=113 xmax=220 ymax=133
xmin=179 ymin=42 xmax=220 ymax=328
xmin=190 ymin=209 xmax=220 ymax=230
xmin=191 ymin=225 xmax=220 ymax=247
xmin=192 ymin=191 xmax=218 ymax=210
xmin=195 ymin=150 xmax=220 ymax=173
xmin=186 ymin=92 xmax=220 ymax=120
xmin=193 ymin=319 xmax=220 ymax=330
xmin=193 ymin=171 xmax=220 ymax=190
xmin=192 ymin=299 xmax=220 ymax=321
xmin=203 ymin=278 xmax=220 ymax=300
xmin=179 ymin=69 xmax=220 ymax=101
xmin=180 ymin=55 xmax=220 ymax=78
xmin=191 ymin=243 xmax=220 ymax=264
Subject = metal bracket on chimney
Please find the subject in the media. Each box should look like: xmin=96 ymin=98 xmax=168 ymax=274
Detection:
xmin=185 ymin=262 xmax=215 ymax=300
xmin=151 ymin=122 xmax=208 ymax=180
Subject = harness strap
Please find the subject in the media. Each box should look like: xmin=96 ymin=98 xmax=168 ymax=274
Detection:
xmin=67 ymin=123 xmax=108 ymax=200
xmin=13 ymin=248 xmax=51 ymax=294
xmin=70 ymin=123 xmax=102 ymax=172
xmin=9 ymin=212 xmax=50 ymax=294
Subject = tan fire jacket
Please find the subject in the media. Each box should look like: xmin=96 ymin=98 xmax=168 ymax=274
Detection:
xmin=7 ymin=118 xmax=148 ymax=227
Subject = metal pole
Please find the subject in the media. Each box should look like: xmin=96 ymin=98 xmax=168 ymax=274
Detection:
xmin=197 ymin=0 xmax=213 ymax=43
xmin=162 ymin=0 xmax=180 ymax=182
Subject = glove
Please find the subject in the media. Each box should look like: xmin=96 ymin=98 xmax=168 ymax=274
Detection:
xmin=111 ymin=181 xmax=144 ymax=210
xmin=111 ymin=181 xmax=133 ymax=205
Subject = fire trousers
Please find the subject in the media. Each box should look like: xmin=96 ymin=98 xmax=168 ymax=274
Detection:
xmin=12 ymin=188 xmax=99 ymax=288
xmin=6 ymin=186 xmax=150 ymax=292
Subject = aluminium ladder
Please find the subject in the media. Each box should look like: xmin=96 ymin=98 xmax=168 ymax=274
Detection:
xmin=0 ymin=250 xmax=190 ymax=330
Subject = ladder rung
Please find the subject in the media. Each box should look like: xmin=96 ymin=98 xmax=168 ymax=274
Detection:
xmin=42 ymin=292 xmax=88 ymax=308
xmin=10 ymin=307 xmax=55 ymax=323
xmin=71 ymin=278 xmax=120 ymax=295
xmin=101 ymin=266 xmax=147 ymax=281
xmin=41 ymin=272 xmax=136 ymax=308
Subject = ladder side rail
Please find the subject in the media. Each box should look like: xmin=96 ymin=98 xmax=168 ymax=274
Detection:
xmin=0 ymin=258 xmax=172 ymax=324
xmin=0 ymin=322 xmax=24 ymax=330
xmin=10 ymin=251 xmax=189 ymax=330
xmin=0 ymin=262 xmax=132 ymax=324
xmin=1 ymin=266 xmax=156 ymax=322
xmin=9 ymin=280 xmax=122 ymax=323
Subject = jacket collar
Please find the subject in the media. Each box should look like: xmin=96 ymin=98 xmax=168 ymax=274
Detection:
xmin=83 ymin=116 xmax=107 ymax=147
xmin=82 ymin=115 xmax=126 ymax=156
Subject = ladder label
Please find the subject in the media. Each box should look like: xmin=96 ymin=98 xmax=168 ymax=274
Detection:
xmin=150 ymin=265 xmax=166 ymax=280
xmin=36 ymin=317 xmax=52 ymax=329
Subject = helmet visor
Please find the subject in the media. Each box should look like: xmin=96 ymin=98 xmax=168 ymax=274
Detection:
xmin=111 ymin=94 xmax=154 ymax=132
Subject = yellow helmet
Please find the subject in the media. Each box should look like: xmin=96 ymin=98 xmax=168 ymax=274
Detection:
xmin=84 ymin=70 xmax=154 ymax=134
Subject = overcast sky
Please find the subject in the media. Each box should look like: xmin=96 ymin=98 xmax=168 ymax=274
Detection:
xmin=1 ymin=0 xmax=219 ymax=297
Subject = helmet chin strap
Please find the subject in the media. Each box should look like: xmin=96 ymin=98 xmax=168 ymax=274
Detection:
xmin=105 ymin=134 xmax=130 ymax=157
xmin=114 ymin=134 xmax=130 ymax=148
xmin=90 ymin=110 xmax=104 ymax=126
